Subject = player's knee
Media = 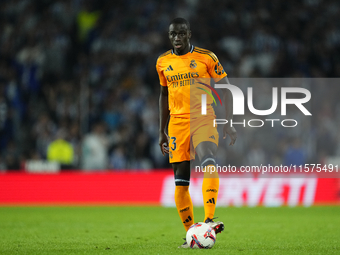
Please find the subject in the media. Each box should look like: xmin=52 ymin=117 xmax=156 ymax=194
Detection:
xmin=173 ymin=162 xmax=190 ymax=185
xmin=174 ymin=175 xmax=190 ymax=186
xmin=201 ymin=155 xmax=216 ymax=168
xmin=201 ymin=155 xmax=217 ymax=175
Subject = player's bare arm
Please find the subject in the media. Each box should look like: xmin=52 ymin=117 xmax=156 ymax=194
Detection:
xmin=159 ymin=85 xmax=170 ymax=155
xmin=217 ymin=77 xmax=237 ymax=146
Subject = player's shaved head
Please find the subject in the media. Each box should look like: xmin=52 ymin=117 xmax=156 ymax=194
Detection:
xmin=169 ymin=17 xmax=191 ymax=55
xmin=170 ymin=17 xmax=190 ymax=30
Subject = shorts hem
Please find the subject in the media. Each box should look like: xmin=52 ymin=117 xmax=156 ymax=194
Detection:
xmin=169 ymin=158 xmax=192 ymax=164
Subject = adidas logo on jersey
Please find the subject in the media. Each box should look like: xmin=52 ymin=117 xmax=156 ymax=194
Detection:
xmin=206 ymin=198 xmax=215 ymax=204
xmin=209 ymin=135 xmax=215 ymax=140
xmin=183 ymin=216 xmax=192 ymax=223
xmin=165 ymin=65 xmax=173 ymax=71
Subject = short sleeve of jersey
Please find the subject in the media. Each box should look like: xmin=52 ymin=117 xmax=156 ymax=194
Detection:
xmin=156 ymin=57 xmax=167 ymax=87
xmin=207 ymin=52 xmax=227 ymax=82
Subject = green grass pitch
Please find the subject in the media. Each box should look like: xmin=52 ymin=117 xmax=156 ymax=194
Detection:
xmin=0 ymin=206 xmax=339 ymax=254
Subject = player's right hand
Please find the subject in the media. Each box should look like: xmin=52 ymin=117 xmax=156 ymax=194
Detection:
xmin=223 ymin=125 xmax=237 ymax=146
xmin=159 ymin=132 xmax=169 ymax=156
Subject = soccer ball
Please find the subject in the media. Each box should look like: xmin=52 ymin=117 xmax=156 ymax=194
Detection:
xmin=186 ymin=222 xmax=216 ymax=249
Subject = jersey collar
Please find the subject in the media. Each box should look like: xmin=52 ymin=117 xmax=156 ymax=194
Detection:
xmin=171 ymin=45 xmax=194 ymax=55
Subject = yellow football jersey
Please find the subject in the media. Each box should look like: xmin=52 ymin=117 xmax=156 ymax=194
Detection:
xmin=156 ymin=45 xmax=227 ymax=117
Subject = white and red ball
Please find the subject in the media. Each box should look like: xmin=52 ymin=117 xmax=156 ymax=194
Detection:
xmin=186 ymin=222 xmax=216 ymax=249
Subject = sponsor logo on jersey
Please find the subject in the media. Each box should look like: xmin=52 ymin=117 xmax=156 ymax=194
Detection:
xmin=209 ymin=135 xmax=215 ymax=140
xmin=206 ymin=189 xmax=217 ymax=193
xmin=166 ymin=72 xmax=199 ymax=82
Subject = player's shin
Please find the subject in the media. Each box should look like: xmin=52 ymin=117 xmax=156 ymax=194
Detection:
xmin=174 ymin=177 xmax=194 ymax=231
xmin=201 ymin=156 xmax=219 ymax=221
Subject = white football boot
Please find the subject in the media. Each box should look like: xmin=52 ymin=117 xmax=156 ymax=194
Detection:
xmin=205 ymin=217 xmax=224 ymax=234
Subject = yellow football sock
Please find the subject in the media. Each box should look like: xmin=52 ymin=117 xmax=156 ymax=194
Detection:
xmin=175 ymin=186 xmax=194 ymax=231
xmin=202 ymin=165 xmax=219 ymax=221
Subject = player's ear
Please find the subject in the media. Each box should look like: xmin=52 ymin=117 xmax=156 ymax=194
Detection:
xmin=188 ymin=30 xmax=192 ymax=39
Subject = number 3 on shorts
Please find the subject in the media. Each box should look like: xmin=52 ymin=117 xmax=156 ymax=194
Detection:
xmin=170 ymin=137 xmax=177 ymax=151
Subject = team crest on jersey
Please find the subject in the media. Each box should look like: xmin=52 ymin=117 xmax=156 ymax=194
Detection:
xmin=190 ymin=60 xmax=197 ymax=69
xmin=214 ymin=62 xmax=225 ymax=75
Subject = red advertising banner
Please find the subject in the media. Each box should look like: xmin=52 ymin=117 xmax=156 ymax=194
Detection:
xmin=0 ymin=171 xmax=339 ymax=206
xmin=0 ymin=171 xmax=169 ymax=205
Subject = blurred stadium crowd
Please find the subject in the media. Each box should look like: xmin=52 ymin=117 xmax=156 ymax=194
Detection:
xmin=0 ymin=0 xmax=340 ymax=171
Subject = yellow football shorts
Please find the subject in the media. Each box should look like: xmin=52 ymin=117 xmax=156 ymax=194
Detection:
xmin=168 ymin=115 xmax=219 ymax=163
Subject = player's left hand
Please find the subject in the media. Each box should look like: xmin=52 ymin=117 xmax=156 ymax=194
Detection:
xmin=223 ymin=125 xmax=237 ymax=146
